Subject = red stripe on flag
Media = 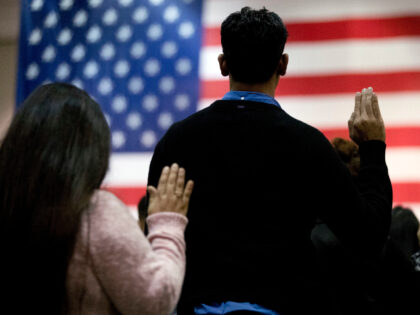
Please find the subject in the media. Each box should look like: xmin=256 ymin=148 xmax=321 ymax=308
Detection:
xmin=203 ymin=16 xmax=420 ymax=46
xmin=103 ymin=187 xmax=147 ymax=206
xmin=321 ymin=126 xmax=420 ymax=147
xmin=287 ymin=16 xmax=420 ymax=42
xmin=393 ymin=183 xmax=420 ymax=203
xmin=103 ymin=183 xmax=420 ymax=205
xmin=201 ymin=71 xmax=420 ymax=98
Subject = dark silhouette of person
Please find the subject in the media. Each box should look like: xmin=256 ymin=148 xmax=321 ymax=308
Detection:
xmin=312 ymin=138 xmax=420 ymax=315
xmin=147 ymin=7 xmax=392 ymax=315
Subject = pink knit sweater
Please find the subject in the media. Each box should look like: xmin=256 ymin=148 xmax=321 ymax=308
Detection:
xmin=66 ymin=190 xmax=188 ymax=315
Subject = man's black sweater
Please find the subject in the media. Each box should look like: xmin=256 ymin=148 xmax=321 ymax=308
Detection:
xmin=147 ymin=100 xmax=392 ymax=314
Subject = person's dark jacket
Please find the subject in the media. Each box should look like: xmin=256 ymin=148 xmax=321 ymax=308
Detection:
xmin=147 ymin=100 xmax=393 ymax=314
xmin=311 ymin=207 xmax=420 ymax=315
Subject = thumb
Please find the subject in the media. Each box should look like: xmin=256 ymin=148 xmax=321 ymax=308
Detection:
xmin=348 ymin=113 xmax=355 ymax=133
xmin=147 ymin=186 xmax=157 ymax=199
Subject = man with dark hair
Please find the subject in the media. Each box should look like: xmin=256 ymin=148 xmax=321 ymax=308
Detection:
xmin=220 ymin=7 xmax=288 ymax=84
xmin=148 ymin=7 xmax=392 ymax=314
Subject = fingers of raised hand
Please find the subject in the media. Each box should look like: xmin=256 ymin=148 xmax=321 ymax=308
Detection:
xmin=348 ymin=111 xmax=356 ymax=127
xmin=183 ymin=180 xmax=194 ymax=203
xmin=147 ymin=185 xmax=158 ymax=214
xmin=350 ymin=87 xmax=385 ymax=143
xmin=371 ymin=93 xmax=382 ymax=120
xmin=175 ymin=167 xmax=185 ymax=198
xmin=166 ymin=163 xmax=179 ymax=194
xmin=150 ymin=164 xmax=193 ymax=216
xmin=179 ymin=180 xmax=194 ymax=216
xmin=364 ymin=87 xmax=374 ymax=118
xmin=354 ymin=92 xmax=362 ymax=116
xmin=360 ymin=88 xmax=369 ymax=118
xmin=147 ymin=185 xmax=157 ymax=199
xmin=157 ymin=166 xmax=170 ymax=193
xmin=348 ymin=110 xmax=357 ymax=137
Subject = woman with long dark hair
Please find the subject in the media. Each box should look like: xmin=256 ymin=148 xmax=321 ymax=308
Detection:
xmin=0 ymin=83 xmax=193 ymax=314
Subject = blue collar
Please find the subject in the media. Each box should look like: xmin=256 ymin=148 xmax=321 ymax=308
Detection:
xmin=195 ymin=301 xmax=280 ymax=315
xmin=222 ymin=91 xmax=281 ymax=108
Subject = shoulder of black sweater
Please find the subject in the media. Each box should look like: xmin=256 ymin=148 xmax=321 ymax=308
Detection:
xmin=169 ymin=99 xmax=323 ymax=134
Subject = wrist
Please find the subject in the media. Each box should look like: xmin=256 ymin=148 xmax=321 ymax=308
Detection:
xmin=359 ymin=140 xmax=386 ymax=166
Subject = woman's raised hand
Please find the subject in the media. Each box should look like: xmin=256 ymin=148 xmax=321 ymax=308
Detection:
xmin=147 ymin=163 xmax=194 ymax=216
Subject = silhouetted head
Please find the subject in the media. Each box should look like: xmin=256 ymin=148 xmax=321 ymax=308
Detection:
xmin=220 ymin=7 xmax=289 ymax=84
xmin=0 ymin=82 xmax=110 ymax=314
xmin=390 ymin=206 xmax=420 ymax=259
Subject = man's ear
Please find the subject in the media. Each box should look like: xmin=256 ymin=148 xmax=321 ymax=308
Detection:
xmin=277 ymin=53 xmax=289 ymax=76
xmin=218 ymin=53 xmax=229 ymax=77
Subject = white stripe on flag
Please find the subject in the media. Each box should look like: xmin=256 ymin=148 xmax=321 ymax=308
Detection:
xmin=199 ymin=93 xmax=420 ymax=128
xmin=387 ymin=148 xmax=420 ymax=182
xmin=200 ymin=38 xmax=420 ymax=79
xmin=203 ymin=0 xmax=420 ymax=26
xmin=103 ymin=153 xmax=152 ymax=187
xmin=102 ymin=149 xmax=420 ymax=185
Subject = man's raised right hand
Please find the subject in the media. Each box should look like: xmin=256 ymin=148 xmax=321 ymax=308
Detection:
xmin=348 ymin=87 xmax=386 ymax=145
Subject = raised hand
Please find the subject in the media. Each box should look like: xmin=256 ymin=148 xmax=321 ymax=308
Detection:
xmin=348 ymin=87 xmax=385 ymax=144
xmin=147 ymin=163 xmax=194 ymax=216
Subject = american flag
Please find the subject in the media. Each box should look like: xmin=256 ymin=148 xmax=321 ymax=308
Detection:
xmin=17 ymin=0 xmax=420 ymax=217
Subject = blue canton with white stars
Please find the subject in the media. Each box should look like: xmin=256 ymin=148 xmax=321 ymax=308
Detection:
xmin=17 ymin=0 xmax=203 ymax=152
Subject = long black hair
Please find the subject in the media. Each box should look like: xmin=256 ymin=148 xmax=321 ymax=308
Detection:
xmin=0 ymin=83 xmax=110 ymax=314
